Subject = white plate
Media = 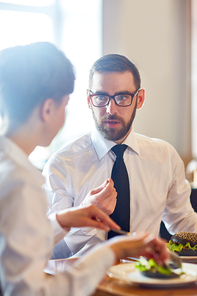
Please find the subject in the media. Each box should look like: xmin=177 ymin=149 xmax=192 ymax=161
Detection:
xmin=107 ymin=262 xmax=197 ymax=288
xmin=180 ymin=256 xmax=197 ymax=263
xmin=126 ymin=255 xmax=197 ymax=264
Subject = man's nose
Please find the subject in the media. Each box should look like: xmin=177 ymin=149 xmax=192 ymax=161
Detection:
xmin=106 ymin=98 xmax=118 ymax=115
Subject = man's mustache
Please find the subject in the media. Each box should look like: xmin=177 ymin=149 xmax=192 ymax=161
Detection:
xmin=102 ymin=115 xmax=123 ymax=121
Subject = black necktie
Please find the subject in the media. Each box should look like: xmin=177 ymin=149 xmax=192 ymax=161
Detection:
xmin=108 ymin=144 xmax=130 ymax=238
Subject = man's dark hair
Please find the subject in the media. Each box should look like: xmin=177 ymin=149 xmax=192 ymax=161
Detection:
xmin=89 ymin=54 xmax=140 ymax=90
xmin=0 ymin=42 xmax=75 ymax=126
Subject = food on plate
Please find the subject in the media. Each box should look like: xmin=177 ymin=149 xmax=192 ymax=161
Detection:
xmin=135 ymin=257 xmax=182 ymax=279
xmin=168 ymin=232 xmax=197 ymax=256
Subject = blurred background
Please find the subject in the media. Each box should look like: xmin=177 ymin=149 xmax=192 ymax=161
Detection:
xmin=0 ymin=0 xmax=196 ymax=180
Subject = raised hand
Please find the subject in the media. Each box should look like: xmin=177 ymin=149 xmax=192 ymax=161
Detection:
xmin=82 ymin=178 xmax=117 ymax=215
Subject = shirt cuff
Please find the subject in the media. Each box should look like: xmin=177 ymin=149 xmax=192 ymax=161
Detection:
xmin=70 ymin=244 xmax=116 ymax=295
xmin=82 ymin=244 xmax=116 ymax=267
xmin=49 ymin=213 xmax=69 ymax=245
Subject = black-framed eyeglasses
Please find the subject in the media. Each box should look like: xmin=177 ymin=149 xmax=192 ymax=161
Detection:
xmin=88 ymin=89 xmax=140 ymax=107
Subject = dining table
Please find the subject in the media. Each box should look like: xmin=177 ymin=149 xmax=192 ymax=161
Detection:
xmin=44 ymin=256 xmax=197 ymax=296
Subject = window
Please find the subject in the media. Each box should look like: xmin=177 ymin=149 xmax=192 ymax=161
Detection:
xmin=191 ymin=0 xmax=197 ymax=160
xmin=0 ymin=0 xmax=102 ymax=169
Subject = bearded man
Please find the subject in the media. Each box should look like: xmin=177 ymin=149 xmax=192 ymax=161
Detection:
xmin=43 ymin=54 xmax=197 ymax=258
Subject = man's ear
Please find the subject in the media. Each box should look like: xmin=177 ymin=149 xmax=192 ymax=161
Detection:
xmin=40 ymin=98 xmax=54 ymax=122
xmin=87 ymin=89 xmax=92 ymax=109
xmin=136 ymin=89 xmax=145 ymax=110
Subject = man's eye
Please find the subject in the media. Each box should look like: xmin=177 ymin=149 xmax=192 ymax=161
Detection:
xmin=116 ymin=95 xmax=128 ymax=101
xmin=96 ymin=95 xmax=107 ymax=100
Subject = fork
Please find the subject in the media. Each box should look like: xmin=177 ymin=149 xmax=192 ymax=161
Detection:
xmin=109 ymin=228 xmax=182 ymax=269
xmin=166 ymin=251 xmax=182 ymax=269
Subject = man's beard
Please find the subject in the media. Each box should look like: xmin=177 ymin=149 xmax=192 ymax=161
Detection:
xmin=91 ymin=101 xmax=137 ymax=142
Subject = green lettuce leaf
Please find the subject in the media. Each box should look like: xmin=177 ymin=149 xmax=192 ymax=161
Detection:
xmin=135 ymin=257 xmax=172 ymax=275
xmin=167 ymin=240 xmax=197 ymax=252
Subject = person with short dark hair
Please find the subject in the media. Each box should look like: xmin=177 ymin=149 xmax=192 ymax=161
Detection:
xmin=43 ymin=53 xmax=197 ymax=259
xmin=0 ymin=44 xmax=169 ymax=296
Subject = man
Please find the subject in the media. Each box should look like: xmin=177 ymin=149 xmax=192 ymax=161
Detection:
xmin=43 ymin=54 xmax=197 ymax=258
xmin=0 ymin=44 xmax=169 ymax=296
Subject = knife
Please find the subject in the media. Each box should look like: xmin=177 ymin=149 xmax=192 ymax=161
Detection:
xmin=110 ymin=228 xmax=131 ymax=235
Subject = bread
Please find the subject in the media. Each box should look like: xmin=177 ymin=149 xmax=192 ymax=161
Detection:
xmin=171 ymin=232 xmax=197 ymax=247
xmin=141 ymin=270 xmax=180 ymax=279
xmin=169 ymin=232 xmax=197 ymax=256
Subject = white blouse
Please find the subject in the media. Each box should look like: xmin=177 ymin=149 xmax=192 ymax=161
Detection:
xmin=0 ymin=136 xmax=115 ymax=296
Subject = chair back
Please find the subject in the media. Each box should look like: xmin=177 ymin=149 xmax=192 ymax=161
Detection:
xmin=160 ymin=188 xmax=197 ymax=240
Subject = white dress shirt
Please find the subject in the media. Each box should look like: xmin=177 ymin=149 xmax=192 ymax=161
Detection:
xmin=43 ymin=127 xmax=197 ymax=257
xmin=0 ymin=136 xmax=115 ymax=296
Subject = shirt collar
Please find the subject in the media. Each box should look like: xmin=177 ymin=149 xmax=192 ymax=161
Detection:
xmin=91 ymin=126 xmax=140 ymax=160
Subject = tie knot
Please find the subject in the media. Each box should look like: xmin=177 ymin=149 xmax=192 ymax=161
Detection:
xmin=111 ymin=144 xmax=128 ymax=158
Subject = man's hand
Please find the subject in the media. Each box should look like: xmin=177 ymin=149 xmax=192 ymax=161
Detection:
xmin=107 ymin=232 xmax=169 ymax=264
xmin=82 ymin=179 xmax=117 ymax=215
xmin=56 ymin=204 xmax=120 ymax=232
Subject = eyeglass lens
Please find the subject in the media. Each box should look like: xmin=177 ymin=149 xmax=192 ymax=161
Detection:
xmin=91 ymin=94 xmax=133 ymax=107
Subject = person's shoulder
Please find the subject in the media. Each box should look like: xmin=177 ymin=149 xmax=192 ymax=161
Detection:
xmin=0 ymin=138 xmax=41 ymax=188
xmin=136 ymin=133 xmax=172 ymax=146
xmin=135 ymin=133 xmax=177 ymax=154
xmin=0 ymin=152 xmax=17 ymax=176
xmin=0 ymin=153 xmax=27 ymax=191
xmin=49 ymin=132 xmax=92 ymax=161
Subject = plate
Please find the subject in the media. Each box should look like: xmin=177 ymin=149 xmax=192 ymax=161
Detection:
xmin=180 ymin=256 xmax=197 ymax=263
xmin=107 ymin=262 xmax=197 ymax=288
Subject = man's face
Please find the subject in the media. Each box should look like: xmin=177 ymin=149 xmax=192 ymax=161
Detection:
xmin=87 ymin=71 xmax=144 ymax=144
